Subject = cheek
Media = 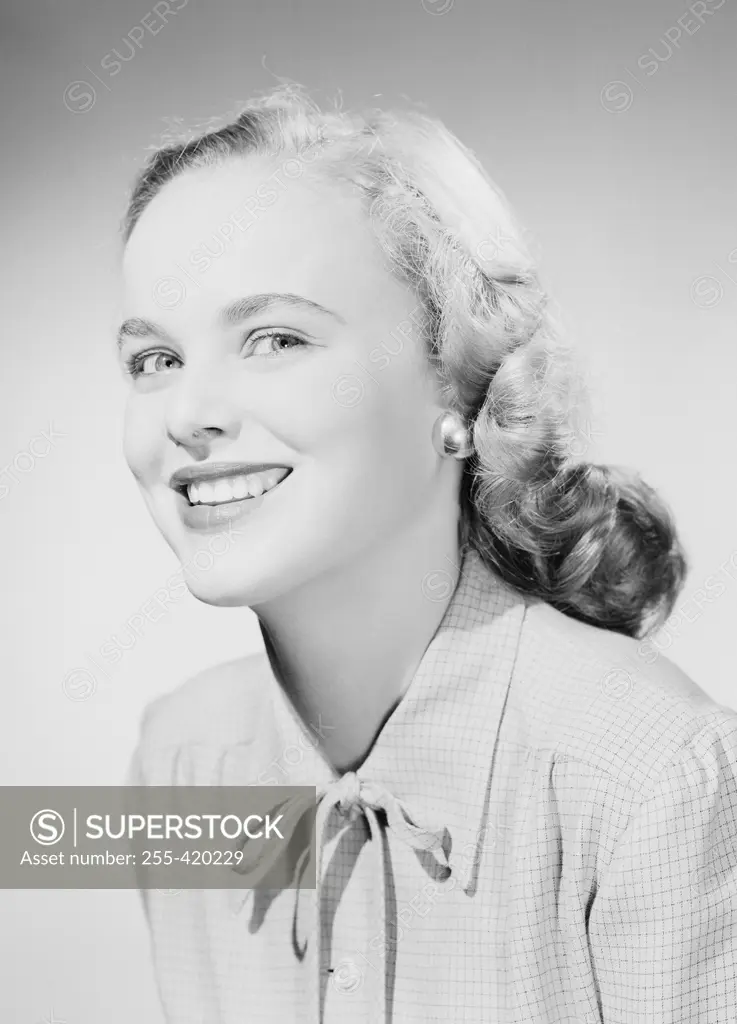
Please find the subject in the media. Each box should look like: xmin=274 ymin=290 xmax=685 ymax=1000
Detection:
xmin=274 ymin=351 xmax=438 ymax=490
xmin=347 ymin=349 xmax=439 ymax=466
xmin=123 ymin=396 xmax=165 ymax=481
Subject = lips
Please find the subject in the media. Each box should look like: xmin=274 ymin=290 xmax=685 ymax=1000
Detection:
xmin=169 ymin=462 xmax=293 ymax=532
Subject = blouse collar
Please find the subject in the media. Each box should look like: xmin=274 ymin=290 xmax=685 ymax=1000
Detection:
xmin=262 ymin=545 xmax=529 ymax=892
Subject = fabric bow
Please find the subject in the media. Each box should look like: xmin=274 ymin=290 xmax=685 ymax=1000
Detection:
xmin=230 ymin=772 xmax=453 ymax=1023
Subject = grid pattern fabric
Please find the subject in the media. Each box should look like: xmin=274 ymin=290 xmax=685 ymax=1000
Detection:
xmin=128 ymin=547 xmax=737 ymax=1023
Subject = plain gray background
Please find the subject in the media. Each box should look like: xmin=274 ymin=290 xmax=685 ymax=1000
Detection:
xmin=2 ymin=0 xmax=735 ymax=1020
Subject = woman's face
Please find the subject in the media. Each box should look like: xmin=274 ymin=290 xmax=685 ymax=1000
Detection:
xmin=121 ymin=157 xmax=456 ymax=606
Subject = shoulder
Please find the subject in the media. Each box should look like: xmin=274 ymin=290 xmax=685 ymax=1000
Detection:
xmin=135 ymin=651 xmax=272 ymax=751
xmin=509 ymin=598 xmax=737 ymax=800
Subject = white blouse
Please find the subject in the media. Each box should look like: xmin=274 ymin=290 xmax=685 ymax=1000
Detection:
xmin=128 ymin=547 xmax=737 ymax=1023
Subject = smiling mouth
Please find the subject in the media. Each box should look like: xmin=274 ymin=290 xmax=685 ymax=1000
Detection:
xmin=170 ymin=464 xmax=293 ymax=507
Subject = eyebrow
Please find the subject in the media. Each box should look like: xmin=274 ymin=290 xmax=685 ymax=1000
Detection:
xmin=116 ymin=292 xmax=346 ymax=348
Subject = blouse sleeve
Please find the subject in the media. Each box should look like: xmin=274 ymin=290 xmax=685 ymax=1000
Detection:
xmin=124 ymin=707 xmax=156 ymax=928
xmin=588 ymin=715 xmax=737 ymax=1023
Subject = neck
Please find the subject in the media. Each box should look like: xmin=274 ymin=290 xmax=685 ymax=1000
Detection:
xmin=253 ymin=508 xmax=464 ymax=774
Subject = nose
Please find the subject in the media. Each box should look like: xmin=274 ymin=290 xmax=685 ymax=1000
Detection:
xmin=165 ymin=369 xmax=242 ymax=454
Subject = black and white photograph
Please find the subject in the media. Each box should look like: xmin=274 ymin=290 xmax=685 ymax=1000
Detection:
xmin=2 ymin=0 xmax=736 ymax=1021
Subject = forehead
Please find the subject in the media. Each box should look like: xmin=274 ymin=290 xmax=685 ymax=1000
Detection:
xmin=122 ymin=157 xmax=394 ymax=311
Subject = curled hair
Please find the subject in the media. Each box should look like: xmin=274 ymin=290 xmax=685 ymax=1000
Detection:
xmin=122 ymin=83 xmax=687 ymax=638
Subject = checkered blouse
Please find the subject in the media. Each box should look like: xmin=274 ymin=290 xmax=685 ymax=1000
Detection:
xmin=128 ymin=547 xmax=737 ymax=1023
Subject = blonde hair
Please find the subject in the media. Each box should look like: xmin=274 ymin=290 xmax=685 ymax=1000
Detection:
xmin=122 ymin=83 xmax=686 ymax=638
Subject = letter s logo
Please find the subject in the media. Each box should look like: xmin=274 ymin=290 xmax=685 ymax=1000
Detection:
xmin=30 ymin=809 xmax=66 ymax=845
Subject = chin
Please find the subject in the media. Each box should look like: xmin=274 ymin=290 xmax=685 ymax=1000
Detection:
xmin=174 ymin=551 xmax=264 ymax=606
xmin=177 ymin=550 xmax=306 ymax=609
xmin=188 ymin=583 xmax=255 ymax=608
xmin=156 ymin=500 xmax=357 ymax=608
xmin=180 ymin=568 xmax=268 ymax=608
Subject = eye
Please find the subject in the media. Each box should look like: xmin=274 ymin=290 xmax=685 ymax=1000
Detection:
xmin=125 ymin=350 xmax=183 ymax=378
xmin=246 ymin=329 xmax=310 ymax=358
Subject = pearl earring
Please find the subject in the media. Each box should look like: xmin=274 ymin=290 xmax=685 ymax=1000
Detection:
xmin=432 ymin=411 xmax=473 ymax=459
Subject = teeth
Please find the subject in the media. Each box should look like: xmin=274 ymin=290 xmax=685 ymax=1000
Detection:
xmin=214 ymin=480 xmax=233 ymax=503
xmin=185 ymin=470 xmax=288 ymax=506
xmin=232 ymin=477 xmax=249 ymax=500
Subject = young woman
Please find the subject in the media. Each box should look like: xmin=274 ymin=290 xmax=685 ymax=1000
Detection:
xmin=123 ymin=84 xmax=737 ymax=1023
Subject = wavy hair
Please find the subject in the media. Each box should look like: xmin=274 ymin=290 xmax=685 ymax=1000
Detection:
xmin=122 ymin=83 xmax=687 ymax=639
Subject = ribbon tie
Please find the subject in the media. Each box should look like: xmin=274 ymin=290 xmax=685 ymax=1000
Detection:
xmin=230 ymin=772 xmax=453 ymax=1023
xmin=311 ymin=771 xmax=452 ymax=1023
